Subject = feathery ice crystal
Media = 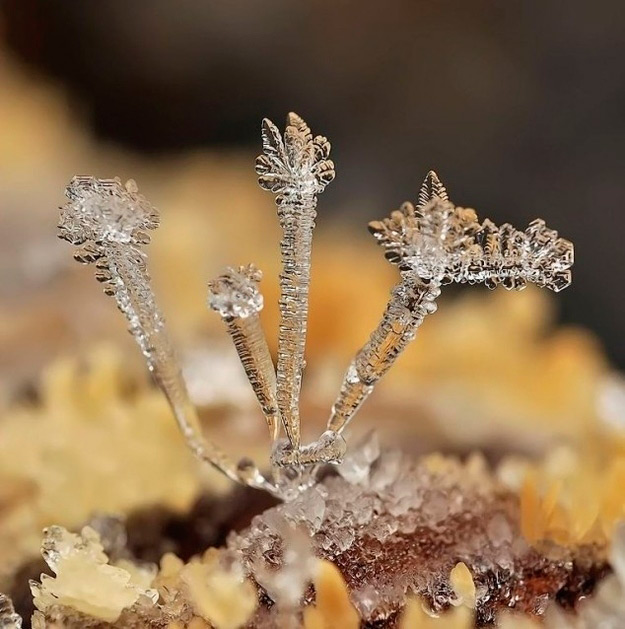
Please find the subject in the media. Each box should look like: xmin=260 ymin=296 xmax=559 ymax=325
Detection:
xmin=58 ymin=113 xmax=573 ymax=501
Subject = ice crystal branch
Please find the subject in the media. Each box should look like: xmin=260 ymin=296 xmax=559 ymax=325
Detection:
xmin=327 ymin=171 xmax=574 ymax=435
xmin=58 ymin=177 xmax=274 ymax=494
xmin=256 ymin=113 xmax=335 ymax=453
xmin=208 ymin=264 xmax=280 ymax=442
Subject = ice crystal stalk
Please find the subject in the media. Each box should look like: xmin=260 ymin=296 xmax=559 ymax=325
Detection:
xmin=256 ymin=113 xmax=335 ymax=450
xmin=208 ymin=265 xmax=280 ymax=442
xmin=328 ymin=276 xmax=440 ymax=434
xmin=58 ymin=177 xmax=272 ymax=492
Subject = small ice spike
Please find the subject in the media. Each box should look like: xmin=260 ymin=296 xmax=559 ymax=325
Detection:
xmin=59 ymin=124 xmax=573 ymax=502
xmin=208 ymin=264 xmax=280 ymax=442
xmin=327 ymin=171 xmax=574 ymax=434
xmin=58 ymin=177 xmax=275 ymax=495
xmin=256 ymin=113 xmax=335 ymax=453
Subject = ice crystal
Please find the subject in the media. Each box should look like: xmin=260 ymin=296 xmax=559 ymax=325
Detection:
xmin=256 ymin=113 xmax=335 ymax=454
xmin=59 ymin=114 xmax=572 ymax=501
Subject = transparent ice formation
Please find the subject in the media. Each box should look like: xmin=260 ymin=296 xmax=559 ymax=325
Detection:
xmin=59 ymin=116 xmax=573 ymax=501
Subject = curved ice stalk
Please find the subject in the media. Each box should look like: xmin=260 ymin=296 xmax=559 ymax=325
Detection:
xmin=256 ymin=113 xmax=335 ymax=451
xmin=208 ymin=265 xmax=281 ymax=442
xmin=58 ymin=177 xmax=273 ymax=493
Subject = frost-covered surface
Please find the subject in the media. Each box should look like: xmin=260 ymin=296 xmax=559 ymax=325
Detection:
xmin=229 ymin=440 xmax=607 ymax=626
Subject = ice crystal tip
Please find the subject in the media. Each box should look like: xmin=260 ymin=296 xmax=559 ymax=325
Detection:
xmin=208 ymin=264 xmax=264 ymax=319
xmin=255 ymin=113 xmax=335 ymax=196
xmin=417 ymin=170 xmax=449 ymax=209
xmin=369 ymin=179 xmax=573 ymax=292
xmin=58 ymin=176 xmax=159 ymax=249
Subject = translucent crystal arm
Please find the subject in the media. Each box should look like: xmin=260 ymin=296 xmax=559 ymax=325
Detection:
xmin=227 ymin=317 xmax=281 ymax=441
xmin=327 ymin=275 xmax=440 ymax=434
xmin=208 ymin=265 xmax=280 ymax=442
xmin=256 ymin=113 xmax=335 ymax=450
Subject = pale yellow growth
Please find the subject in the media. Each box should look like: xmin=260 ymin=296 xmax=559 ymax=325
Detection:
xmin=510 ymin=445 xmax=625 ymax=546
xmin=303 ymin=560 xmax=360 ymax=629
xmin=31 ymin=526 xmax=156 ymax=623
xmin=450 ymin=562 xmax=476 ymax=608
xmin=399 ymin=598 xmax=473 ymax=629
xmin=180 ymin=560 xmax=257 ymax=629
xmin=0 ymin=346 xmax=225 ymax=582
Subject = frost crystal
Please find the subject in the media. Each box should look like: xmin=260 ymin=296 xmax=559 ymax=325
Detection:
xmin=59 ymin=117 xmax=573 ymax=501
xmin=209 ymin=265 xmax=280 ymax=442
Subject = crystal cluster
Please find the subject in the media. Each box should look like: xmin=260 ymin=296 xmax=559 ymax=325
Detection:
xmin=58 ymin=113 xmax=573 ymax=500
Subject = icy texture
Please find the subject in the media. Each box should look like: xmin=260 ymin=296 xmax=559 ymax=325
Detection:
xmin=30 ymin=526 xmax=157 ymax=623
xmin=256 ymin=113 xmax=335 ymax=452
xmin=209 ymin=265 xmax=280 ymax=442
xmin=328 ymin=170 xmax=573 ymax=436
xmin=0 ymin=594 xmax=21 ymax=628
xmin=58 ymin=176 xmax=270 ymax=492
xmin=229 ymin=446 xmax=606 ymax=626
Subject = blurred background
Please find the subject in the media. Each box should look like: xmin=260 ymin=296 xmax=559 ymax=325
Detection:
xmin=0 ymin=0 xmax=624 ymax=371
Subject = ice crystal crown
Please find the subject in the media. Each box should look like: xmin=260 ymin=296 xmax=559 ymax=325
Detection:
xmin=59 ymin=177 xmax=159 ymax=247
xmin=369 ymin=172 xmax=574 ymax=291
xmin=58 ymin=113 xmax=573 ymax=500
xmin=208 ymin=264 xmax=264 ymax=319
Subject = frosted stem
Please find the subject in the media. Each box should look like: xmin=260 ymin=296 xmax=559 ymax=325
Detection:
xmin=275 ymin=206 xmax=315 ymax=450
xmin=256 ymin=113 xmax=335 ymax=450
xmin=328 ymin=274 xmax=440 ymax=434
xmin=58 ymin=177 xmax=273 ymax=493
xmin=208 ymin=265 xmax=281 ymax=442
